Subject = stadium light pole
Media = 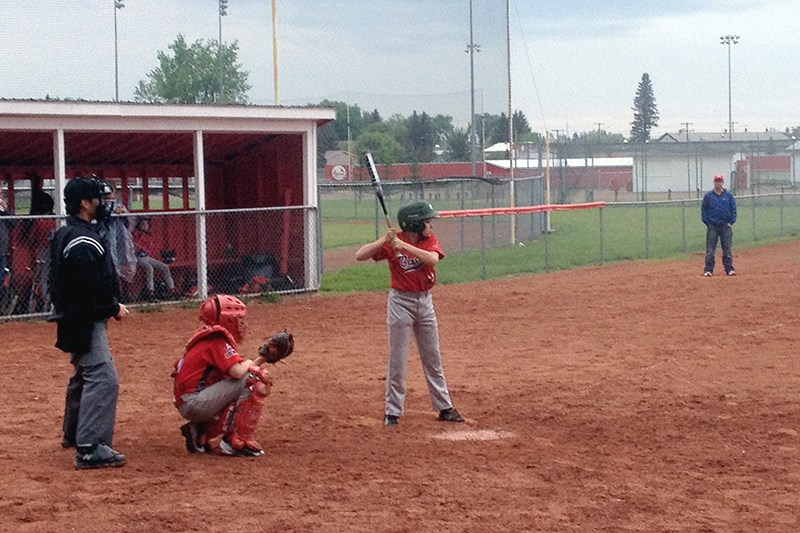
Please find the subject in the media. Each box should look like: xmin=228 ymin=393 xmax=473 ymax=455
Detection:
xmin=113 ymin=0 xmax=125 ymax=102
xmin=720 ymin=34 xmax=739 ymax=142
xmin=272 ymin=0 xmax=279 ymax=104
xmin=466 ymin=0 xmax=481 ymax=177
xmin=218 ymin=0 xmax=229 ymax=103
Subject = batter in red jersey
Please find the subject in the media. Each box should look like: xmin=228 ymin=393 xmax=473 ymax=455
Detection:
xmin=355 ymin=200 xmax=464 ymax=427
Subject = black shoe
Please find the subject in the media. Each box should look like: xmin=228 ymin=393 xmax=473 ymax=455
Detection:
xmin=438 ymin=408 xmax=464 ymax=423
xmin=180 ymin=422 xmax=208 ymax=454
xmin=74 ymin=444 xmax=126 ymax=470
xmin=384 ymin=414 xmax=399 ymax=427
xmin=61 ymin=436 xmax=76 ymax=448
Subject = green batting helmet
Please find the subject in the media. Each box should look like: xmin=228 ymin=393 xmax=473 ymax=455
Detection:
xmin=397 ymin=200 xmax=438 ymax=233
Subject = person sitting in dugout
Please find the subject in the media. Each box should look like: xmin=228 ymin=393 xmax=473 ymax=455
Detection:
xmin=131 ymin=216 xmax=176 ymax=301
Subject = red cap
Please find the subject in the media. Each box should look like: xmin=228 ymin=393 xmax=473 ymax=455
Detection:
xmin=713 ymin=173 xmax=724 ymax=182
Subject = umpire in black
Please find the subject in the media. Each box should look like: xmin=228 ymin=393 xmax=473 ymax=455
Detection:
xmin=49 ymin=176 xmax=130 ymax=469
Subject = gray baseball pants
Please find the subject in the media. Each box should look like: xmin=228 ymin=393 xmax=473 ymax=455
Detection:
xmin=63 ymin=321 xmax=120 ymax=449
xmin=385 ymin=289 xmax=454 ymax=418
xmin=177 ymin=376 xmax=250 ymax=423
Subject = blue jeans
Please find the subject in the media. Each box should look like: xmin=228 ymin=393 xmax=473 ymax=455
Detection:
xmin=704 ymin=224 xmax=734 ymax=274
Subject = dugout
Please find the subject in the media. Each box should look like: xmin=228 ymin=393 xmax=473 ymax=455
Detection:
xmin=0 ymin=99 xmax=335 ymax=304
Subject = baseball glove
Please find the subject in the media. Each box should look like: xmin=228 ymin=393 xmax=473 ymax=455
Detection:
xmin=258 ymin=330 xmax=294 ymax=364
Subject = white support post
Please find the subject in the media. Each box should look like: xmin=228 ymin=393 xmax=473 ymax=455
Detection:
xmin=193 ymin=130 xmax=208 ymax=299
xmin=52 ymin=129 xmax=66 ymax=223
xmin=304 ymin=125 xmax=320 ymax=291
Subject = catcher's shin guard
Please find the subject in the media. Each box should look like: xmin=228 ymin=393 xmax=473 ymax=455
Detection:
xmin=225 ymin=380 xmax=268 ymax=455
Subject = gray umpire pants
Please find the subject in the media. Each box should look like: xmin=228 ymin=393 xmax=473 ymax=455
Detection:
xmin=63 ymin=321 xmax=120 ymax=450
xmin=385 ymin=289 xmax=454 ymax=417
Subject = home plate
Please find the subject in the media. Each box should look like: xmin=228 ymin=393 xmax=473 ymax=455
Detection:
xmin=431 ymin=429 xmax=514 ymax=441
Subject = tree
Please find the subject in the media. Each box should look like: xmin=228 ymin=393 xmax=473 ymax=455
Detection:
xmin=480 ymin=110 xmax=532 ymax=146
xmin=355 ymin=131 xmax=404 ymax=167
xmin=134 ymin=34 xmax=251 ymax=104
xmin=574 ymin=130 xmax=626 ymax=144
xmin=446 ymin=128 xmax=469 ymax=162
xmin=404 ymin=111 xmax=438 ymax=163
xmin=512 ymin=110 xmax=532 ymax=140
xmin=629 ymin=73 xmax=659 ymax=142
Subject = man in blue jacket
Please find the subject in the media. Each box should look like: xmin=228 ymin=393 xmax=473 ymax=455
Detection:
xmin=701 ymin=173 xmax=737 ymax=276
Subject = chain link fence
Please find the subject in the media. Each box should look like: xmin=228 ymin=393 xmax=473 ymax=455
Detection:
xmin=320 ymin=179 xmax=800 ymax=283
xmin=3 ymin=180 xmax=799 ymax=319
xmin=318 ymin=176 xmax=546 ymax=254
xmin=1 ymin=206 xmax=319 ymax=320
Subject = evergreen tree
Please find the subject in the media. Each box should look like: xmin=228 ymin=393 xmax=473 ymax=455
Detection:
xmin=405 ymin=111 xmax=437 ymax=163
xmin=512 ymin=110 xmax=531 ymax=140
xmin=629 ymin=73 xmax=659 ymax=142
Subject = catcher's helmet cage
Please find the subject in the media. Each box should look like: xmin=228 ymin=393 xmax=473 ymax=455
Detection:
xmin=199 ymin=294 xmax=247 ymax=342
xmin=397 ymin=201 xmax=438 ymax=234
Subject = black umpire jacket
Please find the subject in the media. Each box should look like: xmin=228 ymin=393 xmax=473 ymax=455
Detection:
xmin=49 ymin=215 xmax=121 ymax=354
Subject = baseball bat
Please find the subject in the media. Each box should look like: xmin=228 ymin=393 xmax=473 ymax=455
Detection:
xmin=363 ymin=151 xmax=393 ymax=228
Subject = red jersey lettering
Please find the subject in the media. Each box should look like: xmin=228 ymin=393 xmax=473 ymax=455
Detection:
xmin=373 ymin=232 xmax=444 ymax=292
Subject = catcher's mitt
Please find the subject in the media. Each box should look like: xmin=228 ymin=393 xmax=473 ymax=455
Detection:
xmin=258 ymin=330 xmax=294 ymax=364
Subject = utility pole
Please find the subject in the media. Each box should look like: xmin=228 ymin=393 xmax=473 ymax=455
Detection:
xmin=720 ymin=34 xmax=739 ymax=141
xmin=466 ymin=0 xmax=480 ymax=177
xmin=682 ymin=122 xmax=692 ymax=198
xmin=113 ymin=0 xmax=125 ymax=102
xmin=217 ymin=0 xmax=228 ymax=103
xmin=272 ymin=0 xmax=279 ymax=104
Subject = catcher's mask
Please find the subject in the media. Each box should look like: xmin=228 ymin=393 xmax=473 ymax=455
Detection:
xmin=199 ymin=294 xmax=247 ymax=342
xmin=397 ymin=200 xmax=438 ymax=234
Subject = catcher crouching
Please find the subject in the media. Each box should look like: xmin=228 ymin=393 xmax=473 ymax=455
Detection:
xmin=172 ymin=294 xmax=293 ymax=457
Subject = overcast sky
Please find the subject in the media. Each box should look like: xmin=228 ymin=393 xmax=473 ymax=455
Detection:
xmin=1 ymin=0 xmax=797 ymax=137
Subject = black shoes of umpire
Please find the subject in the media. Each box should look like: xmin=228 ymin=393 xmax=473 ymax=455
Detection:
xmin=74 ymin=443 xmax=126 ymax=470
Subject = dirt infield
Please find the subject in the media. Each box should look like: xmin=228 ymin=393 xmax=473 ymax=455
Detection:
xmin=2 ymin=242 xmax=799 ymax=532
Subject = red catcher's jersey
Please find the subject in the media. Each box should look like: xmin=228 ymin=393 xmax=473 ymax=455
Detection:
xmin=373 ymin=232 xmax=444 ymax=292
xmin=173 ymin=330 xmax=243 ymax=402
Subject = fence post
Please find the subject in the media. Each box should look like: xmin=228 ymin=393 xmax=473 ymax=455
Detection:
xmin=599 ymin=207 xmax=604 ymax=264
xmin=491 ymin=183 xmax=497 ymax=246
xmin=460 ymin=180 xmax=465 ymax=252
xmin=543 ymin=213 xmax=550 ymax=270
xmin=480 ymin=215 xmax=486 ymax=280
xmin=751 ymin=190 xmax=756 ymax=241
xmin=780 ymin=189 xmax=785 ymax=237
xmin=644 ymin=200 xmax=650 ymax=259
xmin=681 ymin=200 xmax=686 ymax=253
